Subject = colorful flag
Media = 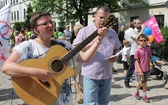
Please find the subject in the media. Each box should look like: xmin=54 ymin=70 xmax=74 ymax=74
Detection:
xmin=0 ymin=3 xmax=11 ymax=67
xmin=144 ymin=16 xmax=164 ymax=44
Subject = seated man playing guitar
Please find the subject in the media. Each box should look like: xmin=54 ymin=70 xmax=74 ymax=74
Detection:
xmin=1 ymin=11 xmax=107 ymax=105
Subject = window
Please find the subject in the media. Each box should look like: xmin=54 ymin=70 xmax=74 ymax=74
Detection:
xmin=11 ymin=12 xmax=13 ymax=21
xmin=17 ymin=11 xmax=19 ymax=20
xmin=1 ymin=0 xmax=6 ymax=7
xmin=154 ymin=15 xmax=164 ymax=28
xmin=14 ymin=11 xmax=16 ymax=20
xmin=23 ymin=9 xmax=26 ymax=19
xmin=130 ymin=16 xmax=139 ymax=22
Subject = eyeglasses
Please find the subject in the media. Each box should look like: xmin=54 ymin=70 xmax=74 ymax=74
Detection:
xmin=37 ymin=21 xmax=55 ymax=27
xmin=139 ymin=40 xmax=146 ymax=42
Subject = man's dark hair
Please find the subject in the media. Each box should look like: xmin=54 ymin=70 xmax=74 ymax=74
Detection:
xmin=138 ymin=34 xmax=148 ymax=40
xmin=128 ymin=22 xmax=134 ymax=28
xmin=30 ymin=11 xmax=51 ymax=29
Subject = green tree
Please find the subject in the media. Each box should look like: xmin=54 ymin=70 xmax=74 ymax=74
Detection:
xmin=161 ymin=26 xmax=168 ymax=45
xmin=13 ymin=22 xmax=25 ymax=32
xmin=24 ymin=3 xmax=33 ymax=30
xmin=31 ymin=0 xmax=147 ymax=26
xmin=161 ymin=26 xmax=168 ymax=60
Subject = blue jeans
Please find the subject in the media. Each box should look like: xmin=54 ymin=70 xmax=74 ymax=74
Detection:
xmin=125 ymin=55 xmax=135 ymax=83
xmin=83 ymin=76 xmax=112 ymax=105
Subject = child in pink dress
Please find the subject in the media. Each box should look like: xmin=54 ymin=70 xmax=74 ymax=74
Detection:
xmin=15 ymin=31 xmax=22 ymax=46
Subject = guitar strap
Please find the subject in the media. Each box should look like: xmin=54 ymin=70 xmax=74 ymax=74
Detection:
xmin=51 ymin=40 xmax=58 ymax=45
xmin=51 ymin=40 xmax=66 ymax=48
xmin=51 ymin=40 xmax=72 ymax=51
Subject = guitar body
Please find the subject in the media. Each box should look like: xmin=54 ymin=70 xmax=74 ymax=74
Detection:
xmin=12 ymin=45 xmax=74 ymax=105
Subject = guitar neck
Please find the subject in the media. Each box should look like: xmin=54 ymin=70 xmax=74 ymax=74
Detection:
xmin=60 ymin=30 xmax=98 ymax=64
xmin=60 ymin=15 xmax=117 ymax=64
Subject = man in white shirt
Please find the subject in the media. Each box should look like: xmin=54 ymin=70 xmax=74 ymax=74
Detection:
xmin=64 ymin=25 xmax=72 ymax=42
xmin=124 ymin=22 xmax=134 ymax=41
xmin=124 ymin=19 xmax=146 ymax=88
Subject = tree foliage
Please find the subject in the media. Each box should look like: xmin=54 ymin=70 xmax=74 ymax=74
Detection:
xmin=13 ymin=22 xmax=25 ymax=32
xmin=31 ymin=0 xmax=121 ymax=26
xmin=31 ymin=0 xmax=147 ymax=26
xmin=161 ymin=26 xmax=168 ymax=60
xmin=24 ymin=3 xmax=33 ymax=30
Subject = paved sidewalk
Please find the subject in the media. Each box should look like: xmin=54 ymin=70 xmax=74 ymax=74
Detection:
xmin=109 ymin=63 xmax=168 ymax=105
xmin=0 ymin=63 xmax=168 ymax=105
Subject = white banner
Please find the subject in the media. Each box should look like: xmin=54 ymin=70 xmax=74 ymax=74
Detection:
xmin=0 ymin=3 xmax=11 ymax=67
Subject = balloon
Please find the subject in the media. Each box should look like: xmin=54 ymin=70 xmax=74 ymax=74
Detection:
xmin=144 ymin=27 xmax=152 ymax=36
xmin=148 ymin=35 xmax=154 ymax=42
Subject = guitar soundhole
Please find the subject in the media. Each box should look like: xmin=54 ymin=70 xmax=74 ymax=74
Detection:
xmin=51 ymin=60 xmax=63 ymax=72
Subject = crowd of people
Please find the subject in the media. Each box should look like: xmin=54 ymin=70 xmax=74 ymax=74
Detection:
xmin=2 ymin=5 xmax=167 ymax=105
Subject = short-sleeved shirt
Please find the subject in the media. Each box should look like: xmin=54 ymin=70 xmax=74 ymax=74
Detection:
xmin=73 ymin=23 xmax=121 ymax=80
xmin=64 ymin=30 xmax=71 ymax=41
xmin=124 ymin=28 xmax=133 ymax=41
xmin=122 ymin=46 xmax=130 ymax=62
xmin=134 ymin=46 xmax=151 ymax=73
xmin=14 ymin=40 xmax=74 ymax=105
xmin=129 ymin=28 xmax=139 ymax=55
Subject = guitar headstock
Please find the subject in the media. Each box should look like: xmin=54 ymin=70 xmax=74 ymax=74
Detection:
xmin=102 ymin=14 xmax=117 ymax=28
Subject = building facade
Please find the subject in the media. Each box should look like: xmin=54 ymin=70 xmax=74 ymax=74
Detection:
xmin=1 ymin=0 xmax=168 ymax=31
xmin=0 ymin=0 xmax=59 ymax=29
xmin=114 ymin=0 xmax=168 ymax=30
xmin=0 ymin=0 xmax=32 ymax=28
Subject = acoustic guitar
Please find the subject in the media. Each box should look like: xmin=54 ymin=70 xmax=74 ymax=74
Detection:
xmin=12 ymin=15 xmax=117 ymax=105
